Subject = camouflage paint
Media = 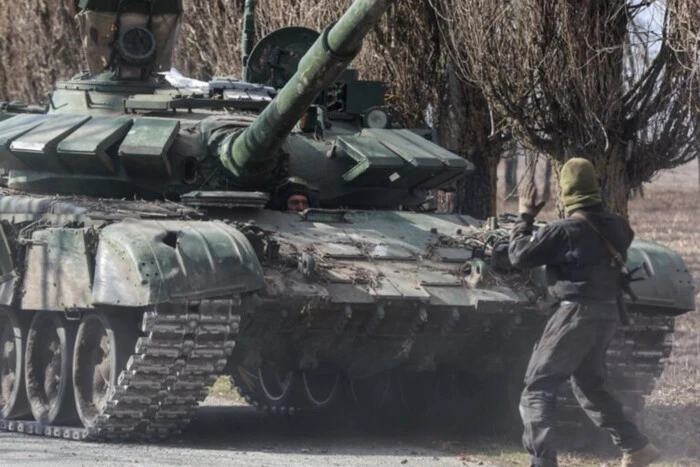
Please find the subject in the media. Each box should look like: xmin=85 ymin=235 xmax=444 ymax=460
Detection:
xmin=221 ymin=0 xmax=395 ymax=185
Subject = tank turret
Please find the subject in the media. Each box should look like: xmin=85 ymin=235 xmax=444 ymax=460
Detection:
xmin=0 ymin=0 xmax=469 ymax=208
xmin=219 ymin=0 xmax=394 ymax=187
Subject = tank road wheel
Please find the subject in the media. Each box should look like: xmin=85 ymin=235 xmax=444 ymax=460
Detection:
xmin=396 ymin=371 xmax=439 ymax=411
xmin=0 ymin=309 xmax=30 ymax=419
xmin=72 ymin=313 xmax=135 ymax=429
xmin=302 ymin=368 xmax=341 ymax=409
xmin=349 ymin=371 xmax=392 ymax=410
xmin=257 ymin=362 xmax=302 ymax=413
xmin=24 ymin=312 xmax=78 ymax=425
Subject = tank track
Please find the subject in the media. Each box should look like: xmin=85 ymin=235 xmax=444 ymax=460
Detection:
xmin=0 ymin=298 xmax=241 ymax=441
xmin=557 ymin=312 xmax=675 ymax=434
xmin=232 ymin=312 xmax=677 ymax=433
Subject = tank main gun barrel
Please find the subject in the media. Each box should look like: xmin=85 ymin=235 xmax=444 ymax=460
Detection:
xmin=220 ymin=0 xmax=394 ymax=186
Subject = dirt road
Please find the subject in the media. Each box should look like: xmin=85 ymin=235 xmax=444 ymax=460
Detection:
xmin=0 ymin=406 xmax=498 ymax=467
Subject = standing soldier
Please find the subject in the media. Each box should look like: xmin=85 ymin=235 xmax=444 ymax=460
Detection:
xmin=508 ymin=158 xmax=661 ymax=467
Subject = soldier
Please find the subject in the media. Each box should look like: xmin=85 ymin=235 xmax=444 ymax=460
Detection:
xmin=286 ymin=193 xmax=310 ymax=212
xmin=508 ymin=158 xmax=661 ymax=467
xmin=273 ymin=177 xmax=317 ymax=212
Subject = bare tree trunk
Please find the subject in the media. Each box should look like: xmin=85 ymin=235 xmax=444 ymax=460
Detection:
xmin=436 ymin=62 xmax=501 ymax=218
xmin=597 ymin=146 xmax=631 ymax=218
xmin=459 ymin=149 xmax=500 ymax=218
xmin=435 ymin=64 xmax=466 ymax=214
xmin=549 ymin=157 xmax=566 ymax=218
xmin=504 ymin=155 xmax=518 ymax=199
xmin=542 ymin=157 xmax=553 ymax=201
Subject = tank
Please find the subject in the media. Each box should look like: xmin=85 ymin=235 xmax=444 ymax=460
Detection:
xmin=0 ymin=0 xmax=694 ymax=442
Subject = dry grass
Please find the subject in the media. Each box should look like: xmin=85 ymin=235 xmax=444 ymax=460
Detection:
xmin=202 ymin=376 xmax=246 ymax=406
xmin=629 ymin=169 xmax=700 ymax=464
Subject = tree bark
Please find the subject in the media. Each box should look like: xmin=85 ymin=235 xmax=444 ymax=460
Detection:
xmin=460 ymin=150 xmax=499 ymax=219
xmin=504 ymin=156 xmax=518 ymax=199
xmin=542 ymin=157 xmax=553 ymax=201
xmin=550 ymin=158 xmax=565 ymax=218
xmin=596 ymin=145 xmax=630 ymax=218
xmin=435 ymin=61 xmax=501 ymax=218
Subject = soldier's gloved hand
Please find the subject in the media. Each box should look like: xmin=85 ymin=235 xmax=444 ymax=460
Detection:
xmin=519 ymin=183 xmax=546 ymax=219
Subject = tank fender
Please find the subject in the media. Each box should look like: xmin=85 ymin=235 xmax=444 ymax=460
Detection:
xmin=92 ymin=219 xmax=265 ymax=307
xmin=20 ymin=228 xmax=94 ymax=311
xmin=627 ymin=239 xmax=696 ymax=314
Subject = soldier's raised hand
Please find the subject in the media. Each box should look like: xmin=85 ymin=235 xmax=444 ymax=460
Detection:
xmin=519 ymin=182 xmax=546 ymax=218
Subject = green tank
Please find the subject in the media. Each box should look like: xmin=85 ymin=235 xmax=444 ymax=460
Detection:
xmin=0 ymin=0 xmax=694 ymax=442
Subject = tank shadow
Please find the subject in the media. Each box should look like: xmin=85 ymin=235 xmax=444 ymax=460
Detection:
xmin=172 ymin=403 xmax=518 ymax=456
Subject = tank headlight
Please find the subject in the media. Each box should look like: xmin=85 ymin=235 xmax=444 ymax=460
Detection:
xmin=363 ymin=107 xmax=390 ymax=129
xmin=117 ymin=27 xmax=157 ymax=66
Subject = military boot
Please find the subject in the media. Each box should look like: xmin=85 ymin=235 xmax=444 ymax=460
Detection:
xmin=621 ymin=443 xmax=662 ymax=467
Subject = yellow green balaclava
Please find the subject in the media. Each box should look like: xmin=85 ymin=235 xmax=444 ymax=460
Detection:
xmin=559 ymin=158 xmax=602 ymax=214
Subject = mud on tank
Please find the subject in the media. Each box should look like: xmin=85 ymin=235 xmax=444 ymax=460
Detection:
xmin=0 ymin=0 xmax=694 ymax=441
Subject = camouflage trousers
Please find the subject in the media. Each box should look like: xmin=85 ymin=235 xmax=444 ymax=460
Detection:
xmin=519 ymin=300 xmax=649 ymax=467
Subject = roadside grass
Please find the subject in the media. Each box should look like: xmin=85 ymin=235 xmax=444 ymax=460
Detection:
xmin=629 ymin=187 xmax=700 ymax=464
xmin=205 ymin=376 xmax=246 ymax=405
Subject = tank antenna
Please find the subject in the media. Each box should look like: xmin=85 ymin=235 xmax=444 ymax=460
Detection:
xmin=242 ymin=0 xmax=257 ymax=81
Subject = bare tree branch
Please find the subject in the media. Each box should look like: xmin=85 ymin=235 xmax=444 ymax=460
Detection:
xmin=432 ymin=0 xmax=700 ymax=215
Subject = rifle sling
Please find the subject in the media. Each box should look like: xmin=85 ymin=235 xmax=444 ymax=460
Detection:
xmin=571 ymin=211 xmax=632 ymax=324
xmin=571 ymin=212 xmax=628 ymax=273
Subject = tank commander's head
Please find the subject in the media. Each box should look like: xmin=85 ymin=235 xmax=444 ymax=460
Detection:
xmin=286 ymin=194 xmax=310 ymax=212
xmin=273 ymin=177 xmax=318 ymax=212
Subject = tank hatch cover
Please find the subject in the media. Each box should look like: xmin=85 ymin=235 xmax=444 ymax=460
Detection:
xmin=331 ymin=129 xmax=474 ymax=189
xmin=322 ymin=243 xmax=364 ymax=260
xmin=246 ymin=27 xmax=320 ymax=88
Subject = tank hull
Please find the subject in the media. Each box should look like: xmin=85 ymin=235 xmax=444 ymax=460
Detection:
xmin=0 ymin=194 xmax=691 ymax=440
